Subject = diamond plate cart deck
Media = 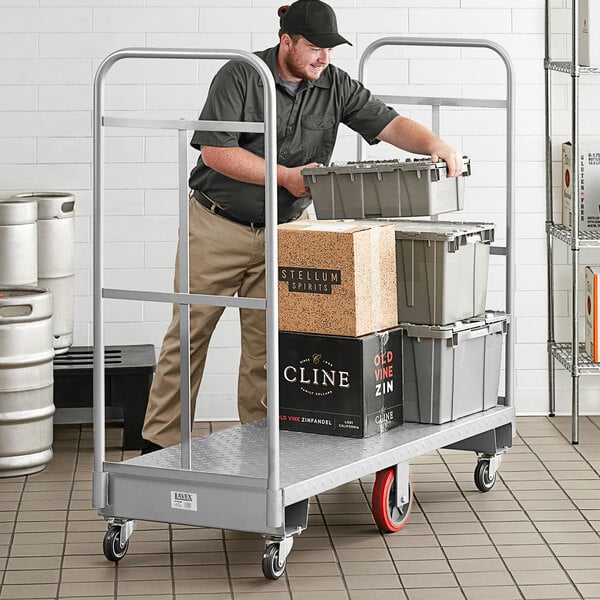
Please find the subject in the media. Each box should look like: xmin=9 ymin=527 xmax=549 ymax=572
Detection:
xmin=92 ymin=38 xmax=516 ymax=579
xmin=99 ymin=406 xmax=513 ymax=535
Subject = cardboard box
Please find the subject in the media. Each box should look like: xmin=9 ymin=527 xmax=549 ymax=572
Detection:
xmin=562 ymin=140 xmax=600 ymax=230
xmin=562 ymin=142 xmax=573 ymax=228
xmin=278 ymin=220 xmax=398 ymax=337
xmin=585 ymin=266 xmax=600 ymax=362
xmin=279 ymin=328 xmax=403 ymax=438
xmin=580 ymin=0 xmax=600 ymax=67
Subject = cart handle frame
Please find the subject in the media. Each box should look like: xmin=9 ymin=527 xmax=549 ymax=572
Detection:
xmin=92 ymin=48 xmax=283 ymax=527
xmin=356 ymin=36 xmax=515 ymax=410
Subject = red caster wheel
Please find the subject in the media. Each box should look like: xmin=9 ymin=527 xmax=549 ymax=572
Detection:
xmin=372 ymin=467 xmax=414 ymax=533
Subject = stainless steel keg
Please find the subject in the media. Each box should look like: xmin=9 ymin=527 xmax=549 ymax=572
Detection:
xmin=0 ymin=286 xmax=54 ymax=477
xmin=12 ymin=192 xmax=75 ymax=354
xmin=0 ymin=200 xmax=37 ymax=286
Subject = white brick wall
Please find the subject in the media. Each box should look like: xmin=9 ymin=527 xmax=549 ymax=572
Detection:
xmin=0 ymin=0 xmax=598 ymax=419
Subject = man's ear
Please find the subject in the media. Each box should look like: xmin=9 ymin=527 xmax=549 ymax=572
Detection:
xmin=280 ymin=33 xmax=293 ymax=49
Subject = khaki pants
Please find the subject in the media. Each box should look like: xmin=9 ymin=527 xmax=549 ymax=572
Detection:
xmin=142 ymin=197 xmax=267 ymax=448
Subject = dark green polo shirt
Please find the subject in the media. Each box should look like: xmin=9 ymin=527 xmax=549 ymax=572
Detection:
xmin=189 ymin=45 xmax=398 ymax=224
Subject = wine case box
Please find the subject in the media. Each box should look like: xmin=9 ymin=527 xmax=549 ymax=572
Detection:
xmin=279 ymin=328 xmax=403 ymax=438
xmin=278 ymin=220 xmax=398 ymax=337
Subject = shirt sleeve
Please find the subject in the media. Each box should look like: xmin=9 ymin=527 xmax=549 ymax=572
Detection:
xmin=190 ymin=62 xmax=247 ymax=151
xmin=339 ymin=73 xmax=399 ymax=145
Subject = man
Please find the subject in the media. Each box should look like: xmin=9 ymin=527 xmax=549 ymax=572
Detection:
xmin=140 ymin=0 xmax=463 ymax=454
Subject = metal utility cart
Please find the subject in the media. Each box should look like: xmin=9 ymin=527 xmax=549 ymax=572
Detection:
xmin=92 ymin=38 xmax=515 ymax=579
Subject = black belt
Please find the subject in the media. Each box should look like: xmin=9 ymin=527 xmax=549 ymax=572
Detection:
xmin=195 ymin=192 xmax=265 ymax=229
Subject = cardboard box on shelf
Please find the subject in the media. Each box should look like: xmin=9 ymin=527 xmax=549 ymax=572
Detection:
xmin=562 ymin=140 xmax=600 ymax=230
xmin=279 ymin=327 xmax=403 ymax=438
xmin=562 ymin=141 xmax=573 ymax=228
xmin=585 ymin=266 xmax=600 ymax=362
xmin=278 ymin=220 xmax=398 ymax=337
xmin=579 ymin=0 xmax=600 ymax=67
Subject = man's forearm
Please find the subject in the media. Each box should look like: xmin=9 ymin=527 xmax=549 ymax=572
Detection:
xmin=201 ymin=145 xmax=278 ymax=185
xmin=377 ymin=115 xmax=463 ymax=177
xmin=377 ymin=116 xmax=442 ymax=155
xmin=201 ymin=145 xmax=315 ymax=197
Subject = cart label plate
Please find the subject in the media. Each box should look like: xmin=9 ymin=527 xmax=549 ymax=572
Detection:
xmin=170 ymin=490 xmax=197 ymax=511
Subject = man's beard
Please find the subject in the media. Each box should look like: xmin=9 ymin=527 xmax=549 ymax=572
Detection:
xmin=283 ymin=48 xmax=326 ymax=81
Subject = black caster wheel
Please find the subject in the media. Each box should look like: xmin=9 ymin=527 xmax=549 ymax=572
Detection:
xmin=103 ymin=525 xmax=129 ymax=562
xmin=262 ymin=543 xmax=286 ymax=580
xmin=372 ymin=467 xmax=414 ymax=533
xmin=474 ymin=460 xmax=496 ymax=493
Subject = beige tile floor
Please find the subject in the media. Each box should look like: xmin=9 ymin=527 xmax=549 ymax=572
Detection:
xmin=1 ymin=415 xmax=600 ymax=600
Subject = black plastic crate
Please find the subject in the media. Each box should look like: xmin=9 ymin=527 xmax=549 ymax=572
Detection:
xmin=53 ymin=345 xmax=155 ymax=450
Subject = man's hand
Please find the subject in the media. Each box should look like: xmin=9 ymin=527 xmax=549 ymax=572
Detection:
xmin=279 ymin=162 xmax=319 ymax=197
xmin=429 ymin=142 xmax=464 ymax=178
xmin=377 ymin=116 xmax=464 ymax=178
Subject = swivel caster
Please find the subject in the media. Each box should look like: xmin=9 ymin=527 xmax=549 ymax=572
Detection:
xmin=474 ymin=454 xmax=501 ymax=493
xmin=102 ymin=520 xmax=134 ymax=562
xmin=372 ymin=467 xmax=414 ymax=533
xmin=261 ymin=536 xmax=294 ymax=580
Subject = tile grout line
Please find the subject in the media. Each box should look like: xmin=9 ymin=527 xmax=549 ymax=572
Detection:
xmin=547 ymin=415 xmax=600 ymax=481
xmin=469 ymin=424 xmax=587 ymax=600
xmin=220 ymin=527 xmax=235 ymax=600
xmin=513 ymin=416 xmax=600 ymax=597
xmin=313 ymin=492 xmax=352 ymax=600
xmin=168 ymin=522 xmax=176 ymax=600
xmin=356 ymin=474 xmax=414 ymax=600
xmin=526 ymin=415 xmax=600 ymax=532
xmin=57 ymin=424 xmax=85 ymax=600
xmin=406 ymin=458 xmax=470 ymax=600
xmin=436 ymin=448 xmax=527 ymax=600
xmin=209 ymin=421 xmax=235 ymax=600
xmin=115 ymin=436 xmax=127 ymax=599
xmin=0 ymin=471 xmax=26 ymax=594
xmin=113 ymin=430 xmax=130 ymax=600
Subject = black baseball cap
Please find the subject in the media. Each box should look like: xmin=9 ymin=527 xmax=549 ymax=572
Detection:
xmin=280 ymin=0 xmax=352 ymax=48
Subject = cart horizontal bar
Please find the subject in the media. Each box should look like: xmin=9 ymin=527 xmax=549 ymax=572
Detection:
xmin=375 ymin=95 xmax=507 ymax=109
xmin=104 ymin=462 xmax=267 ymax=489
xmin=103 ymin=116 xmax=264 ymax=133
xmin=99 ymin=468 xmax=276 ymax=535
xmin=102 ymin=287 xmax=266 ymax=310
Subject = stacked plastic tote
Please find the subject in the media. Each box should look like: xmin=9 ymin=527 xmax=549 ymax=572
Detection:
xmin=302 ymin=157 xmax=509 ymax=425
xmin=0 ymin=192 xmax=75 ymax=477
